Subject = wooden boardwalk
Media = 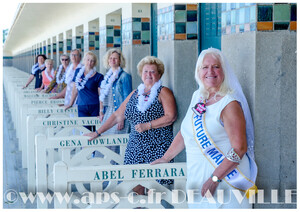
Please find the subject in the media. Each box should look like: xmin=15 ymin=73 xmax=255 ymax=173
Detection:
xmin=3 ymin=88 xmax=37 ymax=209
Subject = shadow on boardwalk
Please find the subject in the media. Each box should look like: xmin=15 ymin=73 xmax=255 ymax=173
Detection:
xmin=3 ymin=88 xmax=37 ymax=209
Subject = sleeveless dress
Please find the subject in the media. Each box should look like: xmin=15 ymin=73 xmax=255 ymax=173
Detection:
xmin=181 ymin=89 xmax=252 ymax=208
xmin=124 ymin=86 xmax=173 ymax=169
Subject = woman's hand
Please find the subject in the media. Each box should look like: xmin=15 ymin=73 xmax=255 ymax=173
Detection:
xmin=49 ymin=95 xmax=58 ymax=99
xmin=150 ymin=157 xmax=169 ymax=165
xmin=135 ymin=123 xmax=150 ymax=133
xmin=35 ymin=87 xmax=42 ymax=92
xmin=84 ymin=131 xmax=100 ymax=141
xmin=117 ymin=121 xmax=124 ymax=130
xmin=64 ymin=105 xmax=72 ymax=111
xmin=201 ymin=177 xmax=219 ymax=197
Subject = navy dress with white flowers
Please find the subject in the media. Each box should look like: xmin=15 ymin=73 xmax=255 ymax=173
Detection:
xmin=124 ymin=86 xmax=173 ymax=172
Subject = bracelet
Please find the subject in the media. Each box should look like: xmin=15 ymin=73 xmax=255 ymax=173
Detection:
xmin=95 ymin=130 xmax=101 ymax=137
xmin=226 ymin=148 xmax=241 ymax=163
xmin=211 ymin=174 xmax=222 ymax=182
xmin=149 ymin=121 xmax=152 ymax=130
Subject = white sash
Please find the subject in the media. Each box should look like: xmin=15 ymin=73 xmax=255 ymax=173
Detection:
xmin=192 ymin=112 xmax=257 ymax=197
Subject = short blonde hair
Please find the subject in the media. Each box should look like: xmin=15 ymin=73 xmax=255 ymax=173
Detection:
xmin=45 ymin=59 xmax=53 ymax=65
xmin=195 ymin=48 xmax=232 ymax=99
xmin=103 ymin=48 xmax=126 ymax=69
xmin=83 ymin=51 xmax=98 ymax=66
xmin=137 ymin=56 xmax=165 ymax=77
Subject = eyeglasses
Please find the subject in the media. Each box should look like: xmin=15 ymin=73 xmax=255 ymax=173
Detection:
xmin=61 ymin=58 xmax=69 ymax=61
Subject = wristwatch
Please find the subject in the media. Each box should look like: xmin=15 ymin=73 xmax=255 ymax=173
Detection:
xmin=95 ymin=130 xmax=101 ymax=137
xmin=211 ymin=174 xmax=222 ymax=183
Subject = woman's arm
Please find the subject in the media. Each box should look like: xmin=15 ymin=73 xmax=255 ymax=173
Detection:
xmin=36 ymin=83 xmax=44 ymax=91
xmin=85 ymin=90 xmax=136 ymax=140
xmin=151 ymin=130 xmax=185 ymax=164
xmin=135 ymin=87 xmax=177 ymax=132
xmin=201 ymin=101 xmax=248 ymax=196
xmin=64 ymin=83 xmax=78 ymax=110
xmin=122 ymin=73 xmax=133 ymax=99
xmin=115 ymin=73 xmax=132 ymax=130
xmin=23 ymin=75 xmax=35 ymax=89
xmin=99 ymin=101 xmax=105 ymax=122
xmin=50 ymin=87 xmax=66 ymax=99
xmin=98 ymin=87 xmax=104 ymax=121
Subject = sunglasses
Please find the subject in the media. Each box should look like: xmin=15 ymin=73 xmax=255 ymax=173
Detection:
xmin=61 ymin=58 xmax=69 ymax=61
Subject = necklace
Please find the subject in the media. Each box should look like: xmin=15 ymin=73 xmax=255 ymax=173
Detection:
xmin=205 ymin=97 xmax=215 ymax=104
xmin=56 ymin=65 xmax=67 ymax=84
xmin=142 ymin=90 xmax=151 ymax=101
xmin=75 ymin=66 xmax=96 ymax=91
xmin=99 ymin=67 xmax=120 ymax=102
xmin=45 ymin=68 xmax=55 ymax=81
xmin=65 ymin=63 xmax=83 ymax=84
xmin=143 ymin=90 xmax=151 ymax=96
xmin=192 ymin=96 xmax=215 ymax=116
xmin=137 ymin=80 xmax=162 ymax=113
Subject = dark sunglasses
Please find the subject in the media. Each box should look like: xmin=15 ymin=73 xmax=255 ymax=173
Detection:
xmin=61 ymin=58 xmax=69 ymax=61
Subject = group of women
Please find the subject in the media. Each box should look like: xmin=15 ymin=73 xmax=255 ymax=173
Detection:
xmin=23 ymin=53 xmax=70 ymax=93
xmin=23 ymin=47 xmax=257 ymax=208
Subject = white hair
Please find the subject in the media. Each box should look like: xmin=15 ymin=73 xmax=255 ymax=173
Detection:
xmin=194 ymin=48 xmax=232 ymax=99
